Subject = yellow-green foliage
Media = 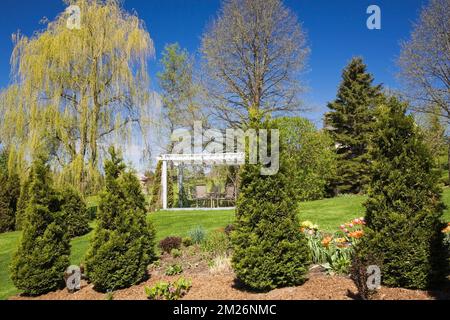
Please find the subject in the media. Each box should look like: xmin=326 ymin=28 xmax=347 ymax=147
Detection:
xmin=0 ymin=0 xmax=154 ymax=192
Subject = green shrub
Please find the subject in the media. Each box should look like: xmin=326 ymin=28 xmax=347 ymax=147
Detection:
xmin=159 ymin=236 xmax=182 ymax=253
xmin=350 ymin=249 xmax=383 ymax=300
xmin=105 ymin=291 xmax=114 ymax=300
xmin=275 ymin=117 xmax=337 ymax=201
xmin=202 ymin=231 xmax=230 ymax=256
xmin=224 ymin=224 xmax=235 ymax=236
xmin=444 ymin=229 xmax=450 ymax=253
xmin=86 ymin=206 xmax=97 ymax=221
xmin=15 ymin=176 xmax=31 ymax=231
xmin=171 ymin=248 xmax=182 ymax=258
xmin=0 ymin=172 xmax=20 ymax=233
xmin=145 ymin=277 xmax=192 ymax=300
xmin=354 ymin=97 xmax=449 ymax=290
xmin=61 ymin=187 xmax=90 ymax=238
xmin=182 ymin=237 xmax=193 ymax=247
xmin=10 ymin=155 xmax=70 ymax=295
xmin=85 ymin=147 xmax=156 ymax=292
xmin=188 ymin=226 xmax=206 ymax=244
xmin=232 ymin=122 xmax=311 ymax=291
xmin=165 ymin=264 xmax=183 ymax=276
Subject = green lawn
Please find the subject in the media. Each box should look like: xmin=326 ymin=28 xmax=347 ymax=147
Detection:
xmin=298 ymin=194 xmax=367 ymax=232
xmin=1 ymin=189 xmax=450 ymax=300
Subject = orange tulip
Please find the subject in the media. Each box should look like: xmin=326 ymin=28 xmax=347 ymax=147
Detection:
xmin=322 ymin=236 xmax=332 ymax=247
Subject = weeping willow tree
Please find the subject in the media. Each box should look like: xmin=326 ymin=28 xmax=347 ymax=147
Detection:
xmin=0 ymin=0 xmax=154 ymax=193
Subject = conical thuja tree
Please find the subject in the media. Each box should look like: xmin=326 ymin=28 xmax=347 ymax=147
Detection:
xmin=232 ymin=120 xmax=311 ymax=291
xmin=0 ymin=149 xmax=21 ymax=233
xmin=85 ymin=147 xmax=156 ymax=292
xmin=0 ymin=171 xmax=20 ymax=233
xmin=354 ymin=96 xmax=449 ymax=290
xmin=10 ymin=155 xmax=70 ymax=295
xmin=61 ymin=187 xmax=90 ymax=238
xmin=15 ymin=175 xmax=31 ymax=231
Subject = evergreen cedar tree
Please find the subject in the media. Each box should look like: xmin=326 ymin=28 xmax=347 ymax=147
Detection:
xmin=85 ymin=147 xmax=156 ymax=292
xmin=15 ymin=176 xmax=31 ymax=231
xmin=232 ymin=120 xmax=311 ymax=291
xmin=0 ymin=172 xmax=20 ymax=233
xmin=0 ymin=150 xmax=20 ymax=233
xmin=60 ymin=187 xmax=90 ymax=238
xmin=10 ymin=155 xmax=70 ymax=295
xmin=325 ymin=57 xmax=382 ymax=195
xmin=354 ymin=96 xmax=449 ymax=290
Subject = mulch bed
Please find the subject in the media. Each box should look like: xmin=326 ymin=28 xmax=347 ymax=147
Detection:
xmin=9 ymin=246 xmax=450 ymax=300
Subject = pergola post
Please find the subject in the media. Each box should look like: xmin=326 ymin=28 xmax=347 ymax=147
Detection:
xmin=162 ymin=160 xmax=168 ymax=210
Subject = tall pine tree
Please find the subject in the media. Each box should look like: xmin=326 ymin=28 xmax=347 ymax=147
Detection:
xmin=325 ymin=57 xmax=381 ymax=194
xmin=85 ymin=147 xmax=156 ymax=292
xmin=10 ymin=155 xmax=70 ymax=295
xmin=354 ymin=96 xmax=448 ymax=290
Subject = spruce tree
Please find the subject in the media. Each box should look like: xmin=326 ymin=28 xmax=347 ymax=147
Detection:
xmin=10 ymin=155 xmax=70 ymax=295
xmin=61 ymin=187 xmax=90 ymax=238
xmin=325 ymin=57 xmax=381 ymax=194
xmin=354 ymin=96 xmax=448 ymax=290
xmin=85 ymin=147 xmax=156 ymax=292
xmin=232 ymin=121 xmax=311 ymax=291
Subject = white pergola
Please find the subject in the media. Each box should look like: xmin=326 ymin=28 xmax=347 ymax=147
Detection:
xmin=157 ymin=153 xmax=245 ymax=210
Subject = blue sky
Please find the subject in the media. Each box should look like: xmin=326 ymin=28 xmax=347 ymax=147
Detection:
xmin=0 ymin=0 xmax=425 ymax=126
xmin=0 ymin=0 xmax=426 ymax=169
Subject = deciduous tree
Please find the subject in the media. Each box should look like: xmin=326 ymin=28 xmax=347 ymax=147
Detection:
xmin=399 ymin=0 xmax=450 ymax=181
xmin=0 ymin=0 xmax=155 ymax=193
xmin=201 ymin=0 xmax=309 ymax=128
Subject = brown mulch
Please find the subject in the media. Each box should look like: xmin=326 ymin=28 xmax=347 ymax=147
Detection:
xmin=9 ymin=247 xmax=449 ymax=301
